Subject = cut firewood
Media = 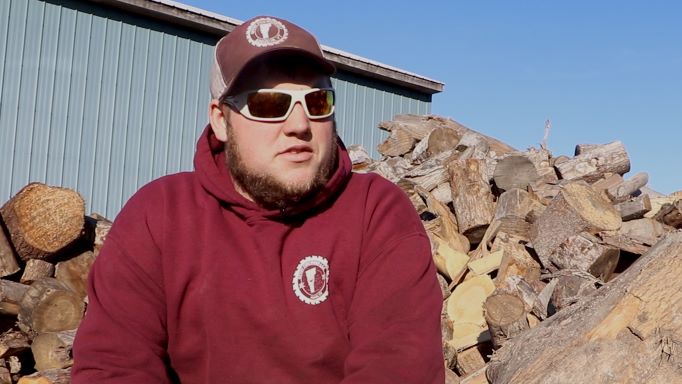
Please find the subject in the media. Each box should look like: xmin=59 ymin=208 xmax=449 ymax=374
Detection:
xmin=0 ymin=366 xmax=10 ymax=384
xmin=487 ymin=231 xmax=682 ymax=384
xmin=484 ymin=292 xmax=529 ymax=349
xmin=555 ymin=141 xmax=630 ymax=182
xmin=426 ymin=127 xmax=460 ymax=158
xmin=445 ymin=367 xmax=461 ymax=384
xmin=0 ymin=331 xmax=30 ymax=359
xmin=550 ymin=272 xmax=599 ymax=311
xmin=460 ymin=365 xmax=488 ymax=384
xmin=653 ymin=199 xmax=682 ymax=229
xmin=530 ymin=181 xmax=621 ymax=268
xmin=468 ymin=250 xmax=503 ymax=276
xmin=614 ymin=194 xmax=651 ymax=221
xmin=493 ymin=189 xmax=545 ymax=223
xmin=17 ymin=278 xmax=84 ymax=337
xmin=605 ymin=172 xmax=648 ymax=203
xmin=16 ymin=368 xmax=70 ymax=384
xmin=548 ymin=232 xmax=620 ymax=282
xmin=55 ymin=251 xmax=95 ymax=299
xmin=416 ymin=186 xmax=469 ymax=253
xmin=455 ymin=346 xmax=487 ymax=376
xmin=446 ymin=275 xmax=496 ymax=350
xmin=31 ymin=329 xmax=76 ymax=371
xmin=433 ymin=237 xmax=470 ymax=282
xmin=0 ymin=280 xmax=29 ymax=316
xmin=449 ymin=158 xmax=496 ymax=243
xmin=20 ymin=260 xmax=55 ymax=284
xmin=0 ymin=225 xmax=20 ymax=278
xmin=493 ymin=154 xmax=538 ymax=192
xmin=494 ymin=235 xmax=541 ymax=288
xmin=377 ymin=126 xmax=415 ymax=157
xmin=0 ymin=183 xmax=85 ymax=261
xmin=456 ymin=132 xmax=490 ymax=160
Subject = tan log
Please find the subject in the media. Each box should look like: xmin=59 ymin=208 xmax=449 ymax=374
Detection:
xmin=31 ymin=329 xmax=76 ymax=371
xmin=17 ymin=368 xmax=71 ymax=384
xmin=449 ymin=158 xmax=496 ymax=243
xmin=614 ymin=194 xmax=651 ymax=221
xmin=460 ymin=366 xmax=488 ymax=384
xmin=555 ymin=141 xmax=630 ymax=182
xmin=548 ymin=232 xmax=620 ymax=282
xmin=0 ymin=225 xmax=20 ymax=277
xmin=468 ymin=250 xmax=503 ymax=276
xmin=18 ymin=278 xmax=84 ymax=337
xmin=493 ymin=154 xmax=539 ymax=192
xmin=55 ymin=250 xmax=95 ymax=299
xmin=433 ymin=237 xmax=470 ymax=283
xmin=493 ymin=189 xmax=545 ymax=223
xmin=0 ymin=280 xmax=29 ymax=316
xmin=484 ymin=292 xmax=530 ymax=349
xmin=0 ymin=183 xmax=85 ymax=261
xmin=378 ymin=115 xmax=434 ymax=140
xmin=0 ymin=366 xmax=9 ymax=384
xmin=487 ymin=231 xmax=682 ymax=384
xmin=426 ymin=127 xmax=461 ymax=158
xmin=455 ymin=346 xmax=487 ymax=376
xmin=530 ymin=181 xmax=621 ymax=268
xmin=445 ymin=367 xmax=461 ymax=384
xmin=20 ymin=260 xmax=55 ymax=284
xmin=551 ymin=273 xmax=599 ymax=311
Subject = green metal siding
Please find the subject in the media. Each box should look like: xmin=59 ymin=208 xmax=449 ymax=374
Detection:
xmin=0 ymin=0 xmax=432 ymax=218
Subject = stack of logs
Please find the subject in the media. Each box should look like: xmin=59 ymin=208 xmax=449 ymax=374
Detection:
xmin=0 ymin=183 xmax=111 ymax=383
xmin=350 ymin=114 xmax=682 ymax=383
xmin=0 ymin=114 xmax=680 ymax=383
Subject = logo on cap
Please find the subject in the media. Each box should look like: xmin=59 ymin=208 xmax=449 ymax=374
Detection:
xmin=245 ymin=17 xmax=288 ymax=48
xmin=292 ymin=255 xmax=329 ymax=305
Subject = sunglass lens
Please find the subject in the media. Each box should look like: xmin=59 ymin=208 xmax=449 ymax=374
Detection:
xmin=247 ymin=92 xmax=292 ymax=118
xmin=305 ymin=90 xmax=334 ymax=117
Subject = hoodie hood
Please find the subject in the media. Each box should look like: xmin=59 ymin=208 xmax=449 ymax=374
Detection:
xmin=193 ymin=124 xmax=352 ymax=220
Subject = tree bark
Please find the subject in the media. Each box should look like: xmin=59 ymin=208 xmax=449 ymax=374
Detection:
xmin=484 ymin=292 xmax=529 ymax=349
xmin=21 ymin=260 xmax=55 ymax=284
xmin=555 ymin=141 xmax=630 ymax=182
xmin=449 ymin=158 xmax=496 ymax=244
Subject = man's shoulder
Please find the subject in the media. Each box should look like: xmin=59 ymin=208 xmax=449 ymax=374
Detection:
xmin=346 ymin=171 xmax=406 ymax=198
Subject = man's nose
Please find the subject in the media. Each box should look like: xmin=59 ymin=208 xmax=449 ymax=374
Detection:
xmin=282 ymin=102 xmax=311 ymax=136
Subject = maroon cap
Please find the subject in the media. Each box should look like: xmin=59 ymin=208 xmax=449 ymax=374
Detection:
xmin=210 ymin=16 xmax=336 ymax=99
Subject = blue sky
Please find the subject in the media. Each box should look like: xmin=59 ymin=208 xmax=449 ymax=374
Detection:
xmin=180 ymin=0 xmax=681 ymax=194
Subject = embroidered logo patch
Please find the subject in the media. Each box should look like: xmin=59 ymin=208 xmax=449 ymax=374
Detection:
xmin=292 ymin=256 xmax=329 ymax=305
xmin=245 ymin=17 xmax=288 ymax=47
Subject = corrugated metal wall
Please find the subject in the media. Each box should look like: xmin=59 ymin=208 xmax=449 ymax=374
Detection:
xmin=0 ymin=0 xmax=432 ymax=218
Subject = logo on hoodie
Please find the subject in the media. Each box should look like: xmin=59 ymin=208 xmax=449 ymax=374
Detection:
xmin=292 ymin=256 xmax=329 ymax=305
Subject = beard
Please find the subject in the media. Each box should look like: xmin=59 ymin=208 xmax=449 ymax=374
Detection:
xmin=224 ymin=126 xmax=339 ymax=211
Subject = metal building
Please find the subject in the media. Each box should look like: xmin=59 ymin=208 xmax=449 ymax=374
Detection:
xmin=0 ymin=0 xmax=443 ymax=218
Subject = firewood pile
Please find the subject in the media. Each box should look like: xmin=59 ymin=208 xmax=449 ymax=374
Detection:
xmin=0 ymin=183 xmax=111 ymax=383
xmin=0 ymin=114 xmax=680 ymax=383
xmin=351 ymin=114 xmax=682 ymax=383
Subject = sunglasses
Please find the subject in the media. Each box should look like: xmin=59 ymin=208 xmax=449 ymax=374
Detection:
xmin=222 ymin=88 xmax=335 ymax=122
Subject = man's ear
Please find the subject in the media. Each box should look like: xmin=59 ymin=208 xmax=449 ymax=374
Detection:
xmin=209 ymin=99 xmax=228 ymax=142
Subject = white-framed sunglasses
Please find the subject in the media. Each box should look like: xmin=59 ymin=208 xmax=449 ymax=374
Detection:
xmin=222 ymin=88 xmax=335 ymax=122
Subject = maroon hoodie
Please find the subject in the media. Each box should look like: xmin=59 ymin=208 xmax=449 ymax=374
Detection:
xmin=72 ymin=126 xmax=444 ymax=383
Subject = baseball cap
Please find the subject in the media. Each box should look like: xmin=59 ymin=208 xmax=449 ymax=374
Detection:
xmin=210 ymin=16 xmax=336 ymax=100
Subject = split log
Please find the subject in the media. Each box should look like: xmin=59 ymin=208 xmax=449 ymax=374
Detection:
xmin=16 ymin=368 xmax=70 ymax=384
xmin=0 ymin=183 xmax=85 ymax=261
xmin=555 ymin=141 xmax=630 ymax=182
xmin=0 ymin=331 xmax=29 ymax=358
xmin=548 ymin=232 xmax=620 ymax=282
xmin=0 ymin=280 xmax=29 ymax=316
xmin=0 ymin=226 xmax=20 ymax=278
xmin=377 ymin=126 xmax=415 ymax=157
xmin=31 ymin=329 xmax=76 ymax=371
xmin=460 ymin=366 xmax=488 ymax=384
xmin=347 ymin=145 xmax=373 ymax=171
xmin=493 ymin=155 xmax=538 ymax=192
xmin=416 ymin=187 xmax=469 ymax=253
xmin=449 ymin=159 xmax=496 ymax=243
xmin=0 ymin=366 xmax=9 ymax=384
xmin=20 ymin=260 xmax=55 ymax=284
xmin=446 ymin=275 xmax=495 ymax=350
xmin=445 ymin=368 xmax=461 ymax=384
xmin=494 ymin=235 xmax=541 ymax=288
xmin=484 ymin=292 xmax=530 ymax=349
xmin=614 ymin=194 xmax=651 ymax=221
xmin=456 ymin=132 xmax=489 ymax=160
xmin=493 ymin=189 xmax=544 ymax=223
xmin=455 ymin=346 xmax=487 ymax=376
xmin=653 ymin=199 xmax=682 ymax=229
xmin=432 ymin=236 xmax=469 ymax=282
xmin=467 ymin=250 xmax=503 ymax=276
xmin=426 ymin=127 xmax=460 ymax=158
xmin=551 ymin=273 xmax=598 ymax=311
xmin=530 ymin=181 xmax=621 ymax=268
xmin=487 ymin=231 xmax=682 ymax=384
xmin=17 ymin=278 xmax=84 ymax=337
xmin=55 ymin=251 xmax=95 ymax=299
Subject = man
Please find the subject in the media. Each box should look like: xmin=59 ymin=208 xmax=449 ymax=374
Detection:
xmin=72 ymin=16 xmax=444 ymax=383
